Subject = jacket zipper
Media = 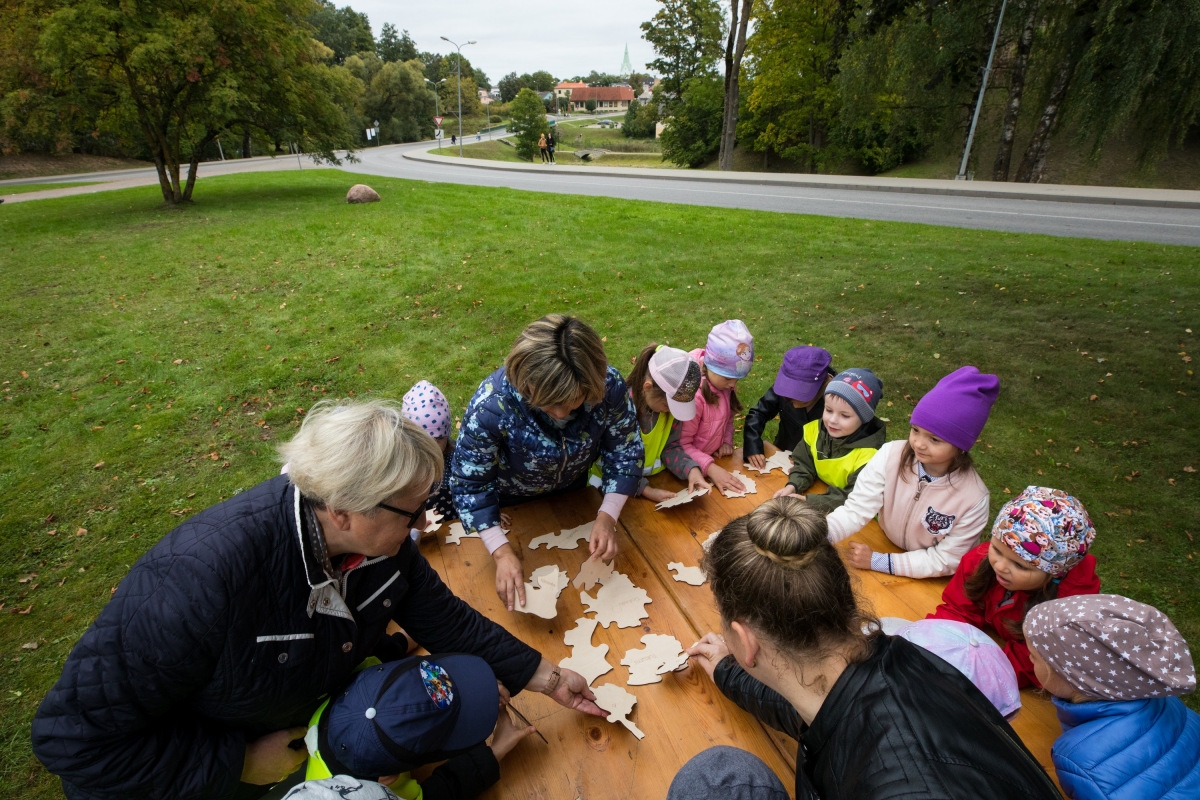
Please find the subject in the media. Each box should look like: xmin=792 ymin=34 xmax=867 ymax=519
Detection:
xmin=901 ymin=478 xmax=927 ymax=543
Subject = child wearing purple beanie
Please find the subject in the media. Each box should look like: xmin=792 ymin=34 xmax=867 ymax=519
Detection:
xmin=825 ymin=365 xmax=999 ymax=579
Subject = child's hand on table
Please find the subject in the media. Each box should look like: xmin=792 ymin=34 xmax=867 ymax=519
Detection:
xmin=493 ymin=544 xmax=525 ymax=611
xmin=716 ymin=442 xmax=734 ymax=458
xmin=490 ymin=707 xmax=536 ymax=761
xmin=772 ymin=484 xmax=805 ymax=500
xmin=686 ymin=467 xmax=711 ymax=494
xmin=845 ymin=542 xmax=873 ymax=570
xmin=747 ymin=453 xmax=766 ymax=470
xmin=706 ymin=464 xmax=746 ymax=495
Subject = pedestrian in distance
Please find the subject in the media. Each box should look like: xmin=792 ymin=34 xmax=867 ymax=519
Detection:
xmin=537 ymin=133 xmax=549 ymax=163
xmin=546 ymin=132 xmax=556 ymax=164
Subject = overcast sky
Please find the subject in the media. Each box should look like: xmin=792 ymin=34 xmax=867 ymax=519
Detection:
xmin=347 ymin=1 xmax=664 ymax=83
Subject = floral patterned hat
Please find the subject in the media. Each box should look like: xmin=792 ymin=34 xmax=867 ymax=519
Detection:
xmin=991 ymin=486 xmax=1096 ymax=578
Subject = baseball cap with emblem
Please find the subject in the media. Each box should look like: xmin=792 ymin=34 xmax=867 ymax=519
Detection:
xmin=319 ymin=654 xmax=499 ymax=778
xmin=648 ymin=346 xmax=701 ymax=421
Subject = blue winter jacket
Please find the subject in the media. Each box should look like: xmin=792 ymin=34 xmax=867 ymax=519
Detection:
xmin=451 ymin=366 xmax=643 ymax=532
xmin=1052 ymin=695 xmax=1200 ymax=800
xmin=31 ymin=475 xmax=541 ymax=800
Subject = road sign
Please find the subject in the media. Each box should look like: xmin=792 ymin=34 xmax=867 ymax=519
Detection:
xmin=434 ymin=116 xmax=444 ymax=127
xmin=435 ymin=129 xmax=443 ymax=140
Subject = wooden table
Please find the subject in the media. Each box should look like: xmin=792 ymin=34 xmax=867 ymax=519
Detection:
xmin=416 ymin=444 xmax=1062 ymax=798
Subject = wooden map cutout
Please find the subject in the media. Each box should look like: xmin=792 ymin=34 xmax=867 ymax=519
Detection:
xmin=592 ymin=683 xmax=645 ymax=740
xmin=668 ymin=561 xmax=706 ymax=586
xmin=621 ymin=634 xmax=689 ymax=685
xmin=580 ymin=571 xmax=652 ymax=628
xmin=655 ymin=486 xmax=710 ymax=511
xmin=516 ymin=565 xmax=569 ymax=619
xmin=572 ymin=558 xmax=614 ymax=591
xmin=422 ymin=509 xmax=445 ymax=535
xmin=529 ymin=521 xmax=592 ymax=551
xmin=721 ymin=471 xmax=758 ymax=498
xmin=558 ymin=617 xmax=614 ymax=686
xmin=744 ymin=449 xmax=793 ymax=475
xmin=444 ymin=521 xmax=479 ymax=546
xmin=700 ymin=530 xmax=721 ymax=552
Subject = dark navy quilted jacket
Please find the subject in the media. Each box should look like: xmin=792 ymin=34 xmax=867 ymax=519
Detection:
xmin=31 ymin=475 xmax=541 ymax=800
xmin=450 ymin=366 xmax=643 ymax=532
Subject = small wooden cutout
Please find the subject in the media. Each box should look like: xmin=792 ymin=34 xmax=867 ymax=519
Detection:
xmin=700 ymin=530 xmax=721 ymax=552
xmin=573 ymin=558 xmax=614 ymax=591
xmin=621 ymin=634 xmax=689 ymax=685
xmin=743 ymin=449 xmax=793 ymax=475
xmin=423 ymin=509 xmax=445 ymax=535
xmin=444 ymin=521 xmax=480 ymax=546
xmin=667 ymin=562 xmax=706 ymax=586
xmin=654 ymin=486 xmax=710 ymax=511
xmin=592 ymin=683 xmax=645 ymax=740
xmin=580 ymin=572 xmax=652 ymax=628
xmin=558 ymin=617 xmax=614 ymax=686
xmin=721 ymin=471 xmax=758 ymax=498
xmin=516 ymin=565 xmax=569 ymax=619
xmin=529 ymin=521 xmax=592 ymax=551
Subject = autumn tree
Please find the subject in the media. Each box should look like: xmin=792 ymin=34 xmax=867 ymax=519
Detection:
xmin=717 ymin=0 xmax=753 ymax=170
xmin=307 ymin=0 xmax=374 ymax=64
xmin=508 ymin=87 xmax=549 ymax=160
xmin=660 ymin=75 xmax=724 ymax=166
xmin=640 ymin=0 xmax=725 ymax=108
xmin=498 ymin=72 xmax=527 ymax=103
xmin=376 ymin=23 xmax=418 ymax=64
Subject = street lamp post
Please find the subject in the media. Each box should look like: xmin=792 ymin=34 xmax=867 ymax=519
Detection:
xmin=440 ymin=36 xmax=476 ymax=158
xmin=426 ymin=78 xmax=446 ymax=151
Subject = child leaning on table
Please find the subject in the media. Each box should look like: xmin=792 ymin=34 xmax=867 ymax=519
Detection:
xmin=1023 ymin=594 xmax=1199 ymax=800
xmin=661 ymin=320 xmax=755 ymax=496
xmin=826 ymin=365 xmax=998 ymax=578
xmin=743 ymin=346 xmax=835 ymax=469
xmin=402 ymin=380 xmax=455 ymax=521
xmin=929 ymin=486 xmax=1101 ymax=688
xmin=773 ymin=368 xmax=886 ymax=513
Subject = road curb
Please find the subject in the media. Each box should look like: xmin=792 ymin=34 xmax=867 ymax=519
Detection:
xmin=402 ymin=148 xmax=1200 ymax=209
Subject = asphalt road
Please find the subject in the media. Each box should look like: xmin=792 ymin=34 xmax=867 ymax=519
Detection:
xmin=6 ymin=137 xmax=1200 ymax=246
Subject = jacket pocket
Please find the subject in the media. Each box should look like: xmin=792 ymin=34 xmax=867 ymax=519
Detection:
xmin=254 ymin=632 xmax=316 ymax=669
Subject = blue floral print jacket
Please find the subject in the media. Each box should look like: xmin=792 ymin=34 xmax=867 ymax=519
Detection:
xmin=450 ymin=366 xmax=644 ymax=532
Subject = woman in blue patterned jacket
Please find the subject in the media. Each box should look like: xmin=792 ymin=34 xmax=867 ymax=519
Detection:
xmin=451 ymin=315 xmax=644 ymax=610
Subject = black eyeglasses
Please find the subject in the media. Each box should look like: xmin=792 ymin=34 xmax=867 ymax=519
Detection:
xmin=377 ymin=496 xmax=428 ymax=529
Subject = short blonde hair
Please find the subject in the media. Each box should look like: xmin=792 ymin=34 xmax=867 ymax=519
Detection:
xmin=278 ymin=399 xmax=443 ymax=514
xmin=505 ymin=315 xmax=608 ymax=407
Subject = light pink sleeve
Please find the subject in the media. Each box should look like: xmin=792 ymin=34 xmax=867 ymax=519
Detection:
xmin=480 ymin=525 xmax=509 ymax=555
xmin=678 ymin=399 xmax=714 ymax=475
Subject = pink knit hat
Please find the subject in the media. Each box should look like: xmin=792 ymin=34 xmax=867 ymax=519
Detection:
xmin=704 ymin=320 xmax=754 ymax=379
xmin=910 ymin=366 xmax=999 ymax=451
xmin=402 ymin=381 xmax=451 ymax=439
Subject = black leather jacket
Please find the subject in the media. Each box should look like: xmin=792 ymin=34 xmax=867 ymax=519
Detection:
xmin=714 ymin=635 xmax=1062 ymax=799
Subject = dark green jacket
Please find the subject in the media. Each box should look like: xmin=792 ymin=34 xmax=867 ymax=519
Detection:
xmin=787 ymin=417 xmax=887 ymax=513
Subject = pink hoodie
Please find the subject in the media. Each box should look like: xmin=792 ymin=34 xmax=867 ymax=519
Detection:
xmin=678 ymin=348 xmax=735 ymax=475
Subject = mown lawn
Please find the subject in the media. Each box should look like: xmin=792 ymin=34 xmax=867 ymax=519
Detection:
xmin=1 ymin=170 xmax=1197 ymax=796
xmin=0 ymin=182 xmax=99 ymax=196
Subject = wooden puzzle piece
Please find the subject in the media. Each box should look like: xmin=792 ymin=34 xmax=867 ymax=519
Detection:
xmin=516 ymin=565 xmax=569 ymax=619
xmin=743 ymin=449 xmax=793 ymax=475
xmin=620 ymin=634 xmax=689 ymax=685
xmin=654 ymin=486 xmax=710 ymax=511
xmin=592 ymin=683 xmax=644 ymax=740
xmin=668 ymin=562 xmax=706 ymax=586
xmin=444 ymin=521 xmax=480 ymax=545
xmin=423 ymin=509 xmax=445 ymax=535
xmin=700 ymin=530 xmax=721 ymax=552
xmin=572 ymin=558 xmax=614 ymax=591
xmin=529 ymin=521 xmax=592 ymax=551
xmin=580 ymin=572 xmax=652 ymax=628
xmin=721 ymin=471 xmax=758 ymax=498
xmin=558 ymin=617 xmax=614 ymax=686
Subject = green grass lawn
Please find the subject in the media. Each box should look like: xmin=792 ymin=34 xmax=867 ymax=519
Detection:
xmin=440 ymin=140 xmax=676 ymax=169
xmin=1 ymin=170 xmax=1198 ymax=795
xmin=0 ymin=182 xmax=100 ymax=195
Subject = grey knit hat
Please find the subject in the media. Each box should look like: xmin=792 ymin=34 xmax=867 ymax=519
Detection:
xmin=1023 ymin=594 xmax=1196 ymax=701
xmin=824 ymin=368 xmax=883 ymax=424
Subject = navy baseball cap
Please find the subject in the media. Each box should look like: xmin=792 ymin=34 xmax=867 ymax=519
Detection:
xmin=319 ymin=654 xmax=499 ymax=777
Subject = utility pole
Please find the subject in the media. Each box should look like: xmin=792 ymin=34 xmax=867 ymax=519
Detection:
xmin=426 ymin=77 xmax=446 ymax=151
xmin=957 ymin=0 xmax=1008 ymax=181
xmin=440 ymin=36 xmax=476 ymax=158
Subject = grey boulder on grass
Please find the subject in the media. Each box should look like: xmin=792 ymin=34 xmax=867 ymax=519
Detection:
xmin=346 ymin=184 xmax=380 ymax=203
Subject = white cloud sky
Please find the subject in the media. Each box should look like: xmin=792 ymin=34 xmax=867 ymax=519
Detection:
xmin=346 ymin=1 xmax=664 ymax=83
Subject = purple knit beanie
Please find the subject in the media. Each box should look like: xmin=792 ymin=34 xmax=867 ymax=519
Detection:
xmin=910 ymin=366 xmax=999 ymax=452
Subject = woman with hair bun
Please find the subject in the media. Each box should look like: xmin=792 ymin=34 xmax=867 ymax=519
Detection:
xmin=672 ymin=497 xmax=1061 ymax=800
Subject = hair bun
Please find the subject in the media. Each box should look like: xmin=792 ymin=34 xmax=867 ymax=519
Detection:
xmin=745 ymin=497 xmax=827 ymax=566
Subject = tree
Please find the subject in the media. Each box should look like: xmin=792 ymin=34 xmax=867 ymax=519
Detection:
xmin=717 ymin=0 xmax=753 ymax=170
xmin=362 ymin=58 xmax=434 ymax=143
xmin=38 ymin=0 xmax=360 ymax=204
xmin=641 ymin=0 xmax=725 ymax=107
xmin=376 ymin=23 xmax=418 ymax=63
xmin=509 ymin=87 xmax=548 ymax=160
xmin=307 ymin=0 xmax=374 ymax=64
xmin=623 ymin=98 xmax=658 ymax=138
xmin=498 ymin=72 xmax=527 ymax=103
xmin=472 ymin=67 xmax=492 ymax=91
xmin=660 ymin=75 xmax=724 ymax=166
xmin=526 ymin=70 xmax=558 ymax=92
xmin=585 ymin=99 xmax=598 ymax=113
xmin=579 ymin=70 xmax=623 ymax=86
xmin=439 ymin=74 xmax=482 ymax=118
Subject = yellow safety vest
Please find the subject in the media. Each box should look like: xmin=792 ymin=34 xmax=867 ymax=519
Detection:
xmin=802 ymin=419 xmax=877 ymax=489
xmin=589 ymin=411 xmax=673 ymax=487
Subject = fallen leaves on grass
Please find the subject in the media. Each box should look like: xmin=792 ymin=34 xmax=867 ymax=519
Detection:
xmin=17 ymin=573 xmax=37 ymax=583
xmin=76 ymin=527 xmax=87 ymax=536
xmin=93 ymin=461 xmax=105 ymax=470
xmin=1185 ymin=466 xmax=1196 ymax=473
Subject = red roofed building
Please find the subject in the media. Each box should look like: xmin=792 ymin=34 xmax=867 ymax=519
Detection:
xmin=565 ymin=86 xmax=635 ymax=112
xmin=554 ymin=81 xmax=588 ymax=100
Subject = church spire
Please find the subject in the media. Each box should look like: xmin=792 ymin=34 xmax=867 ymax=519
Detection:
xmin=619 ymin=44 xmax=633 ymax=79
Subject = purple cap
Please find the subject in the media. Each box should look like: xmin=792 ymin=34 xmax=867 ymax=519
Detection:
xmin=773 ymin=347 xmax=832 ymax=403
xmin=897 ymin=619 xmax=1021 ymax=718
xmin=910 ymin=366 xmax=999 ymax=451
xmin=704 ymin=320 xmax=754 ymax=379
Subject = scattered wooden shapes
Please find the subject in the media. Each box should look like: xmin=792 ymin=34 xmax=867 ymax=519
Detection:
xmin=580 ymin=572 xmax=652 ymax=628
xmin=744 ymin=449 xmax=793 ymax=475
xmin=721 ymin=471 xmax=758 ymax=499
xmin=592 ymin=683 xmax=645 ymax=740
xmin=558 ymin=617 xmax=614 ymax=686
xmin=572 ymin=558 xmax=614 ymax=591
xmin=667 ymin=562 xmax=706 ymax=586
xmin=423 ymin=509 xmax=444 ymax=535
xmin=621 ymin=634 xmax=688 ymax=685
xmin=654 ymin=486 xmax=710 ymax=510
xmin=529 ymin=521 xmax=592 ymax=551
xmin=444 ymin=521 xmax=479 ymax=546
xmin=700 ymin=530 xmax=721 ymax=552
xmin=515 ymin=565 xmax=569 ymax=619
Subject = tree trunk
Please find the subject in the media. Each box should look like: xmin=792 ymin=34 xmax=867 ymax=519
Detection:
xmin=1015 ymin=50 xmax=1073 ymax=183
xmin=242 ymin=127 xmax=252 ymax=158
xmin=993 ymin=0 xmax=1039 ymax=181
xmin=718 ymin=0 xmax=753 ymax=171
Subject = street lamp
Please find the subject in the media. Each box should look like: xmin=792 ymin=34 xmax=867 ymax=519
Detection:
xmin=426 ymin=78 xmax=446 ymax=151
xmin=440 ymin=36 xmax=476 ymax=158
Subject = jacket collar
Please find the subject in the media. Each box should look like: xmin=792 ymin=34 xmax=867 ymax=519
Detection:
xmin=1052 ymin=695 xmax=1152 ymax=729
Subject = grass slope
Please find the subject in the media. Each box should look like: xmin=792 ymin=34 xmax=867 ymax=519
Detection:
xmin=1 ymin=170 xmax=1197 ymax=795
xmin=1 ymin=182 xmax=100 ymax=196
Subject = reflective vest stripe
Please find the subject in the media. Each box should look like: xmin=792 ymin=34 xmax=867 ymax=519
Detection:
xmin=802 ymin=420 xmax=877 ymax=489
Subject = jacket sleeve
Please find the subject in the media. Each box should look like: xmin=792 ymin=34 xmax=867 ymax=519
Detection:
xmin=596 ymin=370 xmax=644 ymax=497
xmin=889 ymin=490 xmax=990 ymax=579
xmin=824 ymin=444 xmax=889 ymax=543
xmin=30 ymin=546 xmax=247 ymax=800
xmin=678 ymin=398 xmax=715 ymax=475
xmin=395 ymin=547 xmax=542 ymax=694
xmin=804 ymin=464 xmax=864 ymax=513
xmin=661 ymin=421 xmax=700 ymax=480
xmin=419 ymin=744 xmax=501 ymax=800
xmin=449 ymin=388 xmax=504 ymax=534
xmin=928 ymin=548 xmax=988 ymax=629
xmin=786 ymin=434 xmax=817 ymax=494
xmin=741 ymin=390 xmax=780 ymax=459
xmin=1052 ymin=751 xmax=1106 ymax=800
xmin=713 ymin=656 xmax=803 ymax=740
